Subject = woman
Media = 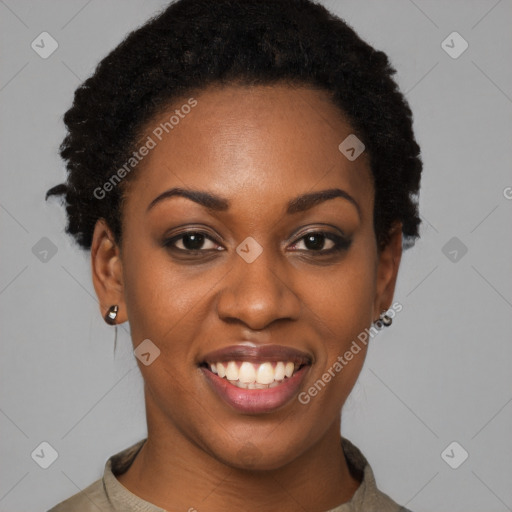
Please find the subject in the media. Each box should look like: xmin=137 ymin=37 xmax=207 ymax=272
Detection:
xmin=46 ymin=0 xmax=422 ymax=510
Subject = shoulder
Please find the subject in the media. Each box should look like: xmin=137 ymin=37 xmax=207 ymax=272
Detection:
xmin=47 ymin=439 xmax=147 ymax=512
xmin=47 ymin=477 xmax=110 ymax=512
xmin=340 ymin=437 xmax=413 ymax=512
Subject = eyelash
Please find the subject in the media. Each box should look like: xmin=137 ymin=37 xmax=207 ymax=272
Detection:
xmin=162 ymin=230 xmax=351 ymax=256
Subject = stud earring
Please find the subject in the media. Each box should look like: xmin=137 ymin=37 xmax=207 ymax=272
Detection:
xmin=104 ymin=305 xmax=119 ymax=325
xmin=379 ymin=310 xmax=392 ymax=327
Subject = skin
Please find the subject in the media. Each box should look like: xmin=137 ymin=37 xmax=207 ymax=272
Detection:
xmin=91 ymin=84 xmax=402 ymax=512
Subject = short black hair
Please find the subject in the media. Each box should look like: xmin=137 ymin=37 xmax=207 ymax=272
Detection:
xmin=46 ymin=0 xmax=422 ymax=251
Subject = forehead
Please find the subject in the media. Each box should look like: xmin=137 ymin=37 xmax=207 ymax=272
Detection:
xmin=125 ymin=84 xmax=374 ymax=215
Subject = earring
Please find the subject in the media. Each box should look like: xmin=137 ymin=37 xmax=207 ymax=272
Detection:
xmin=104 ymin=305 xmax=119 ymax=325
xmin=379 ymin=311 xmax=392 ymax=327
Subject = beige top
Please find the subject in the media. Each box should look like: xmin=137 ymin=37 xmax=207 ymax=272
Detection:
xmin=48 ymin=437 xmax=412 ymax=512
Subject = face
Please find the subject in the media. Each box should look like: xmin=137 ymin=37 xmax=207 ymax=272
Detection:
xmin=91 ymin=84 xmax=402 ymax=470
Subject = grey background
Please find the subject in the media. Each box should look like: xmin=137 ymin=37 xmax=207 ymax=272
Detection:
xmin=1 ymin=0 xmax=511 ymax=510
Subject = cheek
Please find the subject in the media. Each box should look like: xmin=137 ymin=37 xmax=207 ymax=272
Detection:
xmin=121 ymin=244 xmax=227 ymax=358
xmin=296 ymin=245 xmax=377 ymax=404
xmin=122 ymin=241 xmax=183 ymax=326
xmin=302 ymin=250 xmax=377 ymax=343
xmin=120 ymin=249 xmax=219 ymax=415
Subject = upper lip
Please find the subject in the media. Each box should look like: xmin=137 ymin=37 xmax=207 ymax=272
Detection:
xmin=200 ymin=344 xmax=313 ymax=366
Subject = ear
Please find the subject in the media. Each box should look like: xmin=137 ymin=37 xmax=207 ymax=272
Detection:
xmin=91 ymin=219 xmax=127 ymax=324
xmin=372 ymin=222 xmax=403 ymax=322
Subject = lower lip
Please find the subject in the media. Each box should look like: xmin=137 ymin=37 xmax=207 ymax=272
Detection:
xmin=201 ymin=365 xmax=310 ymax=414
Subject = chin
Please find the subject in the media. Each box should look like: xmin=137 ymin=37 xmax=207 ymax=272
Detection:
xmin=206 ymin=435 xmax=306 ymax=472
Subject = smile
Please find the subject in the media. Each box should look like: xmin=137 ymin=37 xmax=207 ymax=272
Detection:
xmin=200 ymin=344 xmax=312 ymax=413
xmin=206 ymin=360 xmax=302 ymax=389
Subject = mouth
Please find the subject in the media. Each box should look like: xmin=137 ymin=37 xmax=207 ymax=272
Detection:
xmin=199 ymin=344 xmax=312 ymax=414
xmin=199 ymin=360 xmax=306 ymax=389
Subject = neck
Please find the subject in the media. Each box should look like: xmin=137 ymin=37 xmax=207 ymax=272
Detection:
xmin=117 ymin=401 xmax=361 ymax=512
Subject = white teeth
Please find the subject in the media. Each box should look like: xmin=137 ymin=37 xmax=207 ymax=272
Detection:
xmin=225 ymin=361 xmax=238 ymax=381
xmin=239 ymin=361 xmax=257 ymax=383
xmin=284 ymin=362 xmax=294 ymax=378
xmin=274 ymin=361 xmax=285 ymax=381
xmin=217 ymin=362 xmax=226 ymax=378
xmin=208 ymin=360 xmax=303 ymax=388
xmin=256 ymin=362 xmax=275 ymax=384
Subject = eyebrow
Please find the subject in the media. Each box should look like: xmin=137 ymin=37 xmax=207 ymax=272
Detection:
xmin=146 ymin=187 xmax=360 ymax=217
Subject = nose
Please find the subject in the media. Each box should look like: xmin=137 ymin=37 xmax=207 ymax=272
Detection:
xmin=215 ymin=247 xmax=302 ymax=330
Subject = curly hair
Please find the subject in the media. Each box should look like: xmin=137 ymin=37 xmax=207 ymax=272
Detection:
xmin=46 ymin=0 xmax=422 ymax=251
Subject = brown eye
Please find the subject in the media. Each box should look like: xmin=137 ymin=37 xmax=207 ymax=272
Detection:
xmin=164 ymin=231 xmax=222 ymax=252
xmin=290 ymin=231 xmax=351 ymax=253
